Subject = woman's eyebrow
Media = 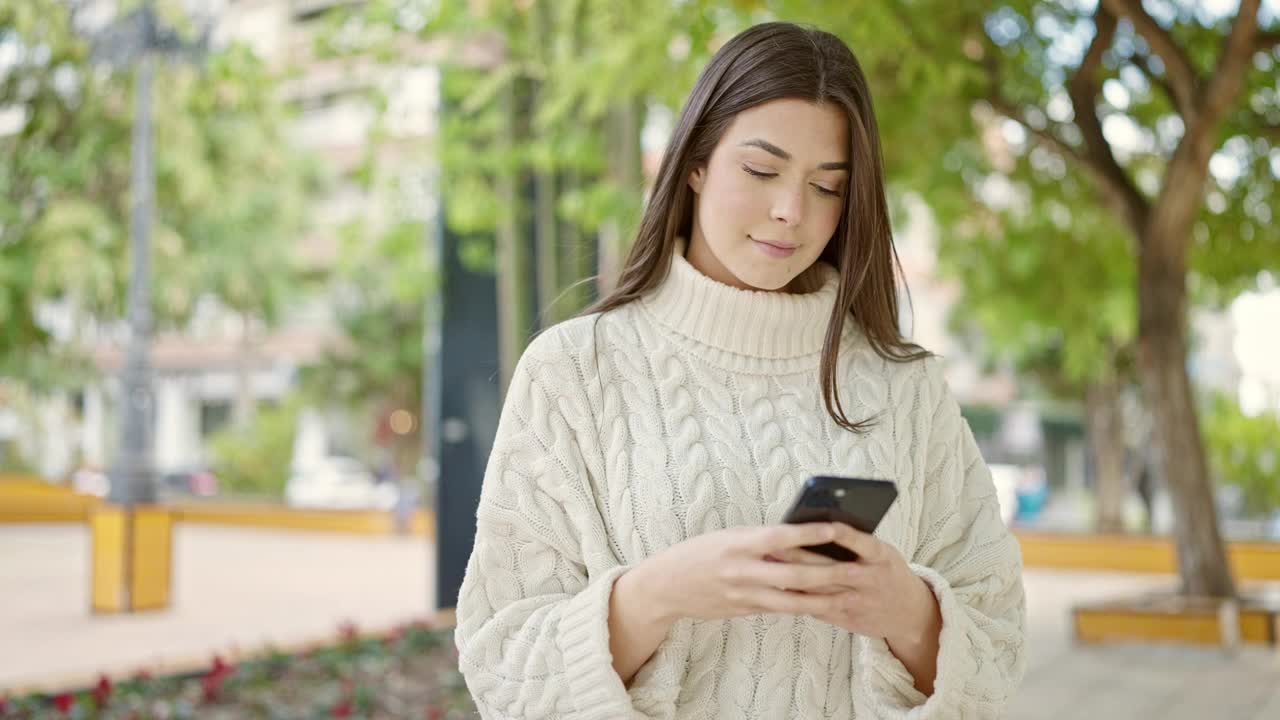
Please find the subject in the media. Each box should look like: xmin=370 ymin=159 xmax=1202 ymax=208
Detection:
xmin=738 ymin=137 xmax=850 ymax=170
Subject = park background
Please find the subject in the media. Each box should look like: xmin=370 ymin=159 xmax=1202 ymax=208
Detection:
xmin=1 ymin=0 xmax=1279 ymax=718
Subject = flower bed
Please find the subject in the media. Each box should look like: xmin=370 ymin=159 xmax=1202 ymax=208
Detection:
xmin=0 ymin=622 xmax=477 ymax=719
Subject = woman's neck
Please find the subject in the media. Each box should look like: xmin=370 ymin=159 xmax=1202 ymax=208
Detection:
xmin=640 ymin=238 xmax=840 ymax=359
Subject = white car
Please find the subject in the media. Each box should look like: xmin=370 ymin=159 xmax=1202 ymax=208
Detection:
xmin=284 ymin=456 xmax=398 ymax=510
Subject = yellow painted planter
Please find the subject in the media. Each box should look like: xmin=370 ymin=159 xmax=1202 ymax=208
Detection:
xmin=172 ymin=502 xmax=435 ymax=537
xmin=90 ymin=506 xmax=127 ymax=613
xmin=0 ymin=474 xmax=99 ymax=523
xmin=1015 ymin=530 xmax=1280 ymax=581
xmin=91 ymin=505 xmax=173 ymax=613
xmin=1073 ymin=595 xmax=1280 ymax=646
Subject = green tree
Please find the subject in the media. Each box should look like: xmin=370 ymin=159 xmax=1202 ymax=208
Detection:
xmin=768 ymin=0 xmax=1278 ymax=598
xmin=0 ymin=0 xmax=320 ymax=386
xmin=300 ymin=218 xmax=432 ymax=481
xmin=333 ymin=0 xmax=729 ymax=386
xmin=1203 ymin=393 xmax=1280 ymax=519
xmin=936 ymin=176 xmax=1138 ymax=533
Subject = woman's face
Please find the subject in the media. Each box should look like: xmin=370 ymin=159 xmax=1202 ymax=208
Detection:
xmin=686 ymin=97 xmax=850 ymax=292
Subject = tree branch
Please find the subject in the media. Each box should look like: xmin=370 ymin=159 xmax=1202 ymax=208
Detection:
xmin=1257 ymin=30 xmax=1280 ymax=52
xmin=1131 ymin=51 xmax=1179 ymax=111
xmin=1067 ymin=6 xmax=1149 ymax=236
xmin=984 ymin=94 xmax=1086 ymax=166
xmin=978 ymin=15 xmax=1149 ymax=235
xmin=985 ymin=92 xmax=1152 ymax=238
xmin=1203 ymin=0 xmax=1264 ymax=123
xmin=978 ymin=32 xmax=1086 ymax=167
xmin=1100 ymin=0 xmax=1201 ymax=120
xmin=1156 ymin=0 xmax=1261 ymax=243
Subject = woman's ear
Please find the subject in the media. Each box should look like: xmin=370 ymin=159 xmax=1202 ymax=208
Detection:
xmin=688 ymin=166 xmax=705 ymax=194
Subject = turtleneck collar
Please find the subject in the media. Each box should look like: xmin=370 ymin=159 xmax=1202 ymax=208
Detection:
xmin=639 ymin=239 xmax=841 ymax=359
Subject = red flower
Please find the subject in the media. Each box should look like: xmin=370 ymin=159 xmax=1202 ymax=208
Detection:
xmin=338 ymin=620 xmax=359 ymax=643
xmin=331 ymin=699 xmax=353 ymax=718
xmin=201 ymin=672 xmax=224 ymax=703
xmin=133 ymin=669 xmax=153 ymax=684
xmin=201 ymin=655 xmax=235 ymax=703
xmin=0 ymin=695 xmax=9 ymax=714
xmin=209 ymin=655 xmax=231 ymax=676
xmin=92 ymin=674 xmax=113 ymax=707
xmin=52 ymin=693 xmax=75 ymax=713
xmin=425 ymin=705 xmax=444 ymax=720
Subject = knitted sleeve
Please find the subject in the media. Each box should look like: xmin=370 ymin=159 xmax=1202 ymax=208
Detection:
xmin=453 ymin=335 xmax=681 ymax=720
xmin=855 ymin=360 xmax=1028 ymax=719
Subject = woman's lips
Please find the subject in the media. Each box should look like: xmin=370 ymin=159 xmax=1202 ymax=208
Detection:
xmin=750 ymin=236 xmax=798 ymax=258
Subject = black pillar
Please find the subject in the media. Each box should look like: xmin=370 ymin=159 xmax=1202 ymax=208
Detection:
xmin=433 ymin=226 xmax=502 ymax=611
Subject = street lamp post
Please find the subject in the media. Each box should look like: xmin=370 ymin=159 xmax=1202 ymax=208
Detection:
xmin=86 ymin=0 xmax=208 ymax=613
xmin=111 ymin=30 xmax=156 ymax=507
xmin=90 ymin=1 xmax=207 ymax=506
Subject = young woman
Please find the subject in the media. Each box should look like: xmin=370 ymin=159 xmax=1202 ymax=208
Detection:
xmin=454 ymin=21 xmax=1026 ymax=719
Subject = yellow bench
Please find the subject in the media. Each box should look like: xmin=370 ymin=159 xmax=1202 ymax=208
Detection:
xmin=0 ymin=474 xmax=100 ymax=523
xmin=1016 ymin=529 xmax=1280 ymax=581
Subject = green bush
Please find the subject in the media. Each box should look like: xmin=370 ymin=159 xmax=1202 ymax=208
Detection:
xmin=0 ymin=440 xmax=36 ymax=475
xmin=1203 ymin=392 xmax=1280 ymax=517
xmin=207 ymin=397 xmax=300 ymax=499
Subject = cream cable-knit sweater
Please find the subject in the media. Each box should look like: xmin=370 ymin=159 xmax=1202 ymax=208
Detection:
xmin=455 ymin=247 xmax=1027 ymax=719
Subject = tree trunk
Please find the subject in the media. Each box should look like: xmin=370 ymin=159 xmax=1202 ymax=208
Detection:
xmin=1128 ymin=0 xmax=1261 ymax=599
xmin=1041 ymin=0 xmax=1258 ymax=599
xmin=597 ymin=100 xmax=643 ymax=293
xmin=494 ymin=81 xmax=532 ymax=391
xmin=1087 ymin=379 xmax=1128 ymax=534
xmin=1137 ymin=241 xmax=1235 ymax=598
xmin=561 ymin=170 xmax=596 ymax=314
xmin=232 ymin=312 xmax=256 ymax=429
xmin=534 ymin=168 xmax=560 ymax=322
xmin=530 ymin=0 xmax=561 ymax=325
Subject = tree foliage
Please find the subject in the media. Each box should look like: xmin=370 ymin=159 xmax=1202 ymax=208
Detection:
xmin=0 ymin=0 xmax=322 ymax=383
xmin=208 ymin=394 xmax=301 ymax=498
xmin=1203 ymin=392 xmax=1280 ymax=517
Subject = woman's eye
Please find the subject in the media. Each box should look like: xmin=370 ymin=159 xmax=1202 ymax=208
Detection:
xmin=743 ymin=164 xmax=840 ymax=197
xmin=742 ymin=165 xmax=777 ymax=178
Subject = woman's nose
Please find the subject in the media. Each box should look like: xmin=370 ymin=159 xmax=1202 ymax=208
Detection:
xmin=770 ymin=186 xmax=804 ymax=227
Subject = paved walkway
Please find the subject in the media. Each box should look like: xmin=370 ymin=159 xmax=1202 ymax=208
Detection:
xmin=1 ymin=524 xmax=434 ymax=692
xmin=1009 ymin=568 xmax=1280 ymax=719
xmin=1 ymin=524 xmax=1277 ymax=718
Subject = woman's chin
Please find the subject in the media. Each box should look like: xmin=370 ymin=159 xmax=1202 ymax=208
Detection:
xmin=725 ymin=265 xmax=795 ymax=292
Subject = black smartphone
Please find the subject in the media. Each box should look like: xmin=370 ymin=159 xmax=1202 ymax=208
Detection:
xmin=781 ymin=476 xmax=899 ymax=561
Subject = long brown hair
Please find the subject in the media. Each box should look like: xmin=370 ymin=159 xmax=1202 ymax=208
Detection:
xmin=583 ymin=22 xmax=928 ymax=433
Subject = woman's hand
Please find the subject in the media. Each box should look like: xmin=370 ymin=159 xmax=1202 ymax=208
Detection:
xmin=634 ymin=522 xmax=863 ymax=624
xmin=774 ymin=525 xmax=944 ymax=695
xmin=775 ymin=525 xmax=940 ymax=647
xmin=611 ymin=522 xmax=859 ymax=686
